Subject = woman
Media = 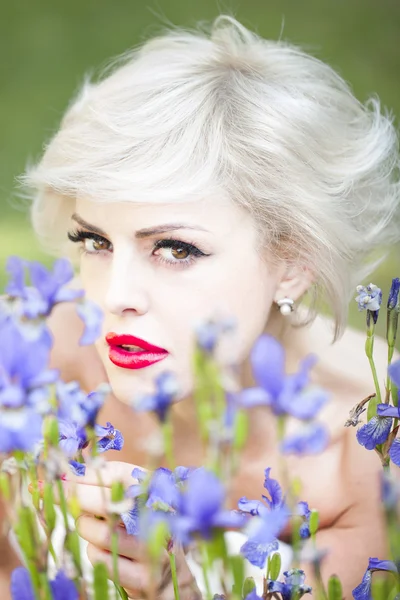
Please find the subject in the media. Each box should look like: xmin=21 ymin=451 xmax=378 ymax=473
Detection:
xmin=4 ymin=14 xmax=400 ymax=599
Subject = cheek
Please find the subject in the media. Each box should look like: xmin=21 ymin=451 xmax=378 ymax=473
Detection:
xmin=79 ymin=256 xmax=110 ymax=305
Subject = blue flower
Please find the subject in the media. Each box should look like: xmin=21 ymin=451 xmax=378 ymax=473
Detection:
xmin=239 ymin=335 xmax=329 ymax=419
xmin=172 ymin=468 xmax=244 ymax=544
xmin=58 ymin=420 xmax=88 ymax=457
xmin=0 ymin=319 xmax=57 ymax=453
xmin=194 ymin=317 xmax=236 ymax=354
xmin=75 ymin=299 xmax=104 ymax=346
xmin=388 ymin=278 xmax=400 ymax=311
xmin=6 ymin=257 xmax=83 ymax=319
xmin=244 ymin=591 xmax=262 ymax=600
xmin=352 ymin=557 xmax=398 ymax=600
xmin=121 ymin=503 xmax=141 ymax=536
xmin=240 ymin=539 xmax=279 ymax=569
xmin=56 ymin=381 xmax=109 ymax=429
xmin=356 ymin=416 xmax=392 ymax=450
xmin=127 ymin=466 xmax=191 ymax=512
xmin=268 ymin=569 xmax=312 ymax=600
xmin=11 ymin=566 xmax=78 ymax=600
xmin=281 ymin=423 xmax=328 ymax=455
xmin=134 ymin=372 xmax=179 ymax=422
xmin=355 ymin=283 xmax=383 ymax=317
xmin=389 ymin=359 xmax=400 ymax=388
xmin=95 ymin=422 xmax=124 ymax=453
xmin=297 ymin=501 xmax=311 ymax=539
xmin=69 ymin=460 xmax=86 ymax=477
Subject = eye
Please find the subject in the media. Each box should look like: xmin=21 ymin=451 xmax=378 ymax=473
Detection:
xmin=67 ymin=230 xmax=112 ymax=254
xmin=152 ymin=239 xmax=209 ymax=268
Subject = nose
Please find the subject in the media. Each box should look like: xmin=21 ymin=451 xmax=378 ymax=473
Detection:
xmin=104 ymin=250 xmax=150 ymax=317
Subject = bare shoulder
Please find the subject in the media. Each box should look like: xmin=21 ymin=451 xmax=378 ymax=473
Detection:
xmin=311 ymin=314 xmax=394 ymax=401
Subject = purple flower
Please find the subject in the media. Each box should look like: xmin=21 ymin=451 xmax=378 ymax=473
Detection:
xmin=352 ymin=558 xmax=398 ymax=600
xmin=6 ymin=257 xmax=83 ymax=319
xmin=239 ymin=335 xmax=329 ymax=419
xmin=11 ymin=566 xmax=78 ymax=600
xmin=95 ymin=422 xmax=124 ymax=453
xmin=172 ymin=468 xmax=244 ymax=544
xmin=389 ymin=360 xmax=400 ymax=388
xmin=69 ymin=460 xmax=86 ymax=477
xmin=268 ymin=569 xmax=312 ymax=600
xmin=56 ymin=381 xmax=109 ymax=429
xmin=76 ymin=299 xmax=103 ymax=346
xmin=58 ymin=420 xmax=88 ymax=457
xmin=134 ymin=372 xmax=179 ymax=422
xmin=244 ymin=591 xmax=262 ymax=600
xmin=121 ymin=503 xmax=141 ymax=536
xmin=356 ymin=416 xmax=392 ymax=450
xmin=355 ymin=284 xmax=383 ymax=323
xmin=297 ymin=501 xmax=311 ymax=539
xmin=194 ymin=317 xmax=236 ymax=354
xmin=388 ymin=278 xmax=400 ymax=311
xmin=281 ymin=423 xmax=328 ymax=455
xmin=127 ymin=466 xmax=195 ymax=512
xmin=0 ymin=319 xmax=57 ymax=453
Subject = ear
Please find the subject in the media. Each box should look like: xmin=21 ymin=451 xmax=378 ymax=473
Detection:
xmin=273 ymin=265 xmax=315 ymax=304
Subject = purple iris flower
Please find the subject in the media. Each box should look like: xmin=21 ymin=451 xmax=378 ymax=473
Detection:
xmin=121 ymin=502 xmax=141 ymax=536
xmin=281 ymin=423 xmax=328 ymax=455
xmin=268 ymin=569 xmax=312 ymax=600
xmin=356 ymin=416 xmax=392 ymax=451
xmin=134 ymin=372 xmax=179 ymax=422
xmin=194 ymin=317 xmax=236 ymax=354
xmin=75 ymin=299 xmax=104 ymax=346
xmin=95 ymin=422 xmax=124 ymax=453
xmin=171 ymin=468 xmax=244 ymax=545
xmin=6 ymin=257 xmax=83 ymax=319
xmin=0 ymin=318 xmax=57 ymax=453
xmin=11 ymin=566 xmax=78 ymax=600
xmin=388 ymin=278 xmax=400 ymax=311
xmin=238 ymin=469 xmax=288 ymax=567
xmin=352 ymin=558 xmax=398 ymax=600
xmin=297 ymin=501 xmax=311 ymax=539
xmin=355 ymin=284 xmax=383 ymax=325
xmin=127 ymin=466 xmax=194 ymax=511
xmin=56 ymin=381 xmax=109 ymax=429
xmin=239 ymin=335 xmax=329 ymax=419
xmin=244 ymin=591 xmax=262 ymax=600
xmin=58 ymin=420 xmax=88 ymax=457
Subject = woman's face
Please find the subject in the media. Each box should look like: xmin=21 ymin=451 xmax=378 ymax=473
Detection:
xmin=70 ymin=196 xmax=282 ymax=405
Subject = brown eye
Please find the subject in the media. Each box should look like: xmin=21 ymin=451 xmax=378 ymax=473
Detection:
xmin=171 ymin=246 xmax=189 ymax=260
xmin=91 ymin=238 xmax=108 ymax=251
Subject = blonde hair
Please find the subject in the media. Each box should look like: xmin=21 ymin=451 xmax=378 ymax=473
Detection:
xmin=21 ymin=15 xmax=400 ymax=340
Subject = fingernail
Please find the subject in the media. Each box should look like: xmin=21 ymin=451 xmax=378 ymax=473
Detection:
xmin=61 ymin=473 xmax=67 ymax=481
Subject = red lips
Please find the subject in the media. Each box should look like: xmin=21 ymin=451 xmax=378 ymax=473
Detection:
xmin=105 ymin=333 xmax=169 ymax=370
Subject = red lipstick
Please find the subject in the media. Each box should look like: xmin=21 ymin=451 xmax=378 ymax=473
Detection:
xmin=106 ymin=333 xmax=169 ymax=370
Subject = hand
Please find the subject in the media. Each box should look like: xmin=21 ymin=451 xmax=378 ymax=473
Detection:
xmin=57 ymin=461 xmax=201 ymax=600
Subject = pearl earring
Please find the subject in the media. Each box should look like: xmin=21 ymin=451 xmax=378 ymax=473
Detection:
xmin=276 ymin=297 xmax=294 ymax=316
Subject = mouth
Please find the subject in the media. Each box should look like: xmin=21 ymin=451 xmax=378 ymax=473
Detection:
xmin=105 ymin=332 xmax=169 ymax=370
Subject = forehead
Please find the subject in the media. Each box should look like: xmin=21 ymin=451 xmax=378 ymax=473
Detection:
xmin=74 ymin=195 xmax=255 ymax=237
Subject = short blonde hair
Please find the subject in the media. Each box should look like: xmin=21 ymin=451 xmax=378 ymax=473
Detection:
xmin=22 ymin=15 xmax=400 ymax=340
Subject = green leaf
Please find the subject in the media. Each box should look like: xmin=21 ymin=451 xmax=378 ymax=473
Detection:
xmin=233 ymin=411 xmax=249 ymax=450
xmin=309 ymin=510 xmax=319 ymax=537
xmin=230 ymin=555 xmax=245 ymax=598
xmin=0 ymin=472 xmax=10 ymax=500
xmin=43 ymin=483 xmax=56 ymax=534
xmin=66 ymin=530 xmax=82 ymax=576
xmin=147 ymin=520 xmax=170 ymax=561
xmin=93 ymin=562 xmax=110 ymax=600
xmin=327 ymin=574 xmax=343 ymax=600
xmin=269 ymin=553 xmax=281 ymax=581
xmin=111 ymin=481 xmax=125 ymax=504
xmin=242 ymin=577 xmax=256 ymax=598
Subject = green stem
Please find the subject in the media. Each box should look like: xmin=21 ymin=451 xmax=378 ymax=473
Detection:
xmin=367 ymin=355 xmax=381 ymax=419
xmin=162 ymin=420 xmax=175 ymax=470
xmin=169 ymin=552 xmax=181 ymax=600
xmin=111 ymin=527 xmax=129 ymax=599
xmin=200 ymin=542 xmax=212 ymax=600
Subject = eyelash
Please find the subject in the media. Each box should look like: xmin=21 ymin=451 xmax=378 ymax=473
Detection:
xmin=67 ymin=229 xmax=209 ymax=269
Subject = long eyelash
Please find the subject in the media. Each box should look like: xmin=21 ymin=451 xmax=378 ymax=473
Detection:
xmin=67 ymin=229 xmax=108 ymax=246
xmin=153 ymin=238 xmax=207 ymax=258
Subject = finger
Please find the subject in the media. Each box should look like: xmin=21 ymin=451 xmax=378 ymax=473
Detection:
xmin=77 ymin=514 xmax=149 ymax=560
xmin=66 ymin=461 xmax=145 ymax=488
xmin=54 ymin=480 xmax=116 ymax=517
xmin=86 ymin=543 xmax=149 ymax=596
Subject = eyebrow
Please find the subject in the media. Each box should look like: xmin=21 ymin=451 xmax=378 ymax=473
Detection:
xmin=71 ymin=213 xmax=210 ymax=238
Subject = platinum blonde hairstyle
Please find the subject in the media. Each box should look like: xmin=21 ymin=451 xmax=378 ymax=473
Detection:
xmin=22 ymin=15 xmax=400 ymax=340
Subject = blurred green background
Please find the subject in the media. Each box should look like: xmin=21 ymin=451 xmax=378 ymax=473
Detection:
xmin=0 ymin=0 xmax=399 ymax=340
